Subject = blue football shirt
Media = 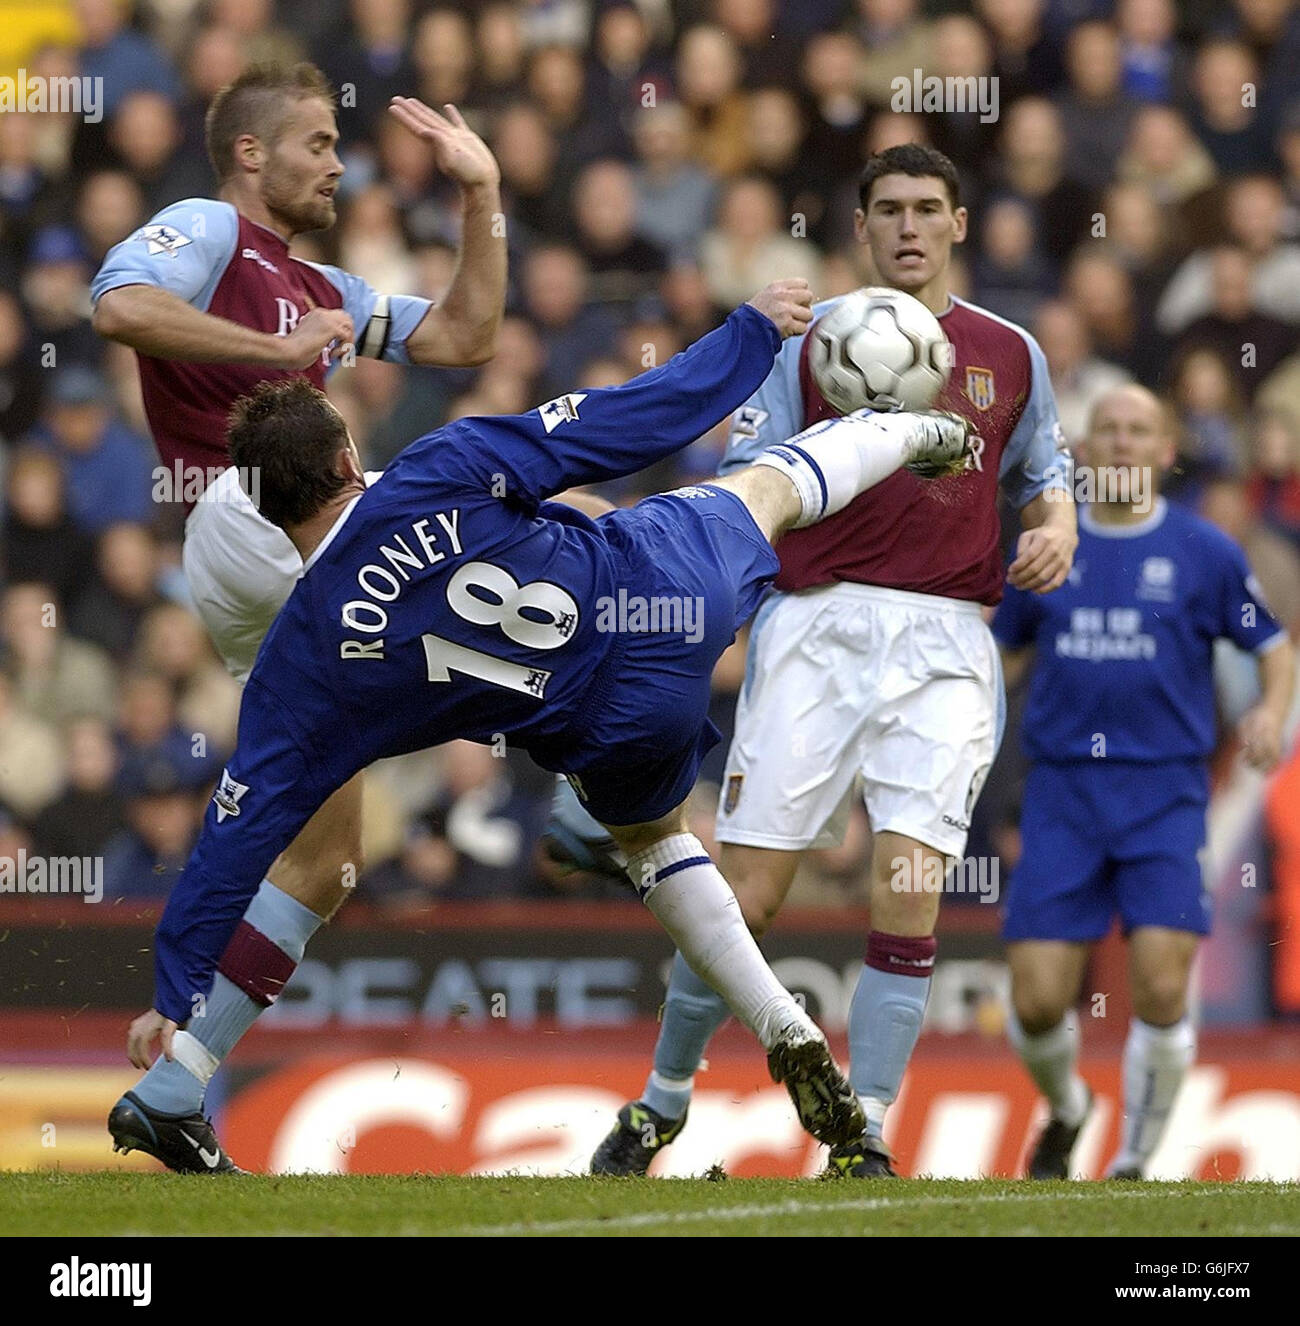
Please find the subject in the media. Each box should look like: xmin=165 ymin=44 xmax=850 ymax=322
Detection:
xmin=992 ymin=498 xmax=1286 ymax=764
xmin=151 ymin=305 xmax=781 ymax=1021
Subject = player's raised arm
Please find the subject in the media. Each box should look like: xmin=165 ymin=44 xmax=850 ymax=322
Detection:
xmin=446 ymin=280 xmax=812 ymax=504
xmin=387 ymin=99 xmax=506 ymax=367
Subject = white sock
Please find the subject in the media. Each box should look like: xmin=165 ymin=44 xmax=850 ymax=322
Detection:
xmin=1111 ymin=1017 xmax=1196 ymax=1174
xmin=625 ymin=833 xmax=811 ymax=1050
xmin=751 ymin=412 xmax=916 ymax=528
xmin=1007 ymin=1009 xmax=1091 ymax=1126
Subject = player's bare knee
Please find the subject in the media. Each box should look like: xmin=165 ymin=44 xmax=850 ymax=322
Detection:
xmin=1131 ymin=978 xmax=1189 ymax=1027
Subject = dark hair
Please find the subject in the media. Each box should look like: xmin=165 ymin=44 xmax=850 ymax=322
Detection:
xmin=858 ymin=144 xmax=962 ymax=212
xmin=227 ymin=379 xmax=350 ymax=529
xmin=205 ymin=62 xmax=336 ymax=182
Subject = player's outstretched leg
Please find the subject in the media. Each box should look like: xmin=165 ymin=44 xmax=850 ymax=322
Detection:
xmin=109 ymin=776 xmax=365 ymax=1172
xmin=744 ymin=409 xmax=974 ymax=534
xmin=1007 ymin=940 xmax=1094 ymax=1179
xmin=592 ymin=811 xmax=862 ymax=1174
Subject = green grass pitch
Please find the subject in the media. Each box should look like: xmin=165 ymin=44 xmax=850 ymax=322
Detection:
xmin=3 ymin=1173 xmax=1299 ymax=1237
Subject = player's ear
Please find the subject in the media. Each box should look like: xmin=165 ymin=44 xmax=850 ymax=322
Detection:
xmin=337 ymin=442 xmax=365 ymax=485
xmin=852 ymin=207 xmax=868 ymax=245
xmin=951 ymin=206 xmax=968 ymax=244
xmin=234 ymin=133 xmax=264 ymax=175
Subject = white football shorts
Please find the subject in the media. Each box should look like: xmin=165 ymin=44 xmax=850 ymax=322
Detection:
xmin=183 ymin=465 xmax=380 ymax=683
xmin=715 ymin=582 xmax=1004 ymax=860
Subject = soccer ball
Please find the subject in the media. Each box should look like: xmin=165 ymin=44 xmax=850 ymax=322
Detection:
xmin=808 ymin=287 xmax=953 ymax=414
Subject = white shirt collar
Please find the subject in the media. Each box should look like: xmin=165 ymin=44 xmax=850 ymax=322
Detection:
xmin=1079 ymin=496 xmax=1168 ymax=538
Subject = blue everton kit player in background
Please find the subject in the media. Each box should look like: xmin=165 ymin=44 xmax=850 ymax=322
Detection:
xmin=110 ymin=280 xmax=975 ymax=1168
xmin=993 ymin=384 xmax=1295 ymax=1181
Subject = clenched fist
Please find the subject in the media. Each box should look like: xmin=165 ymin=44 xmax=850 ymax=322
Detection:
xmin=747 ymin=279 xmax=815 ymax=339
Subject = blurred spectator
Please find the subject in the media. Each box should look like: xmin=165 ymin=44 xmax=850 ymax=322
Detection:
xmin=1175 ymin=245 xmax=1295 ymax=401
xmin=571 ymin=159 xmax=667 ymax=310
xmin=20 ymin=227 xmax=99 ymax=367
xmin=718 ymin=0 xmax=802 ymax=88
xmin=476 ymin=4 xmax=528 ymax=111
xmin=800 ymin=30 xmax=871 ymax=185
xmin=0 ymin=291 xmax=44 ymax=444
xmin=1117 ymin=104 xmax=1218 ymax=212
xmin=1167 ymin=345 xmax=1247 ymax=505
xmin=410 ymin=7 xmax=474 ymax=115
xmin=176 ymin=26 xmax=248 ymax=163
xmin=30 ymin=715 xmax=124 ymax=860
xmin=521 ymin=244 xmax=622 ymax=397
xmin=677 ymin=25 xmax=754 ymax=178
xmin=2 ymin=449 xmax=93 ymax=608
xmin=101 ymin=746 xmax=210 ymax=899
xmin=26 ymin=366 xmax=153 ymax=536
xmin=0 ymin=672 xmax=63 ymax=820
xmin=993 ymin=97 xmax=1096 ymax=268
xmin=631 ymin=102 xmax=718 ymax=260
xmin=0 ymin=581 xmax=116 ymax=727
xmin=746 ymin=88 xmax=825 ymax=244
xmin=74 ymin=0 xmax=181 ymax=121
xmin=1278 ymin=102 xmax=1300 ymax=240
xmin=587 ymin=0 xmax=669 ymax=150
xmin=316 ymin=0 xmax=414 ymax=147
xmin=699 ymin=175 xmax=821 ymax=309
xmin=75 ymin=170 xmax=146 ymax=264
xmin=977 ymin=0 xmax=1064 ymax=102
xmin=68 ymin=523 xmax=163 ymax=661
xmin=854 ymin=0 xmax=933 ymax=108
xmin=107 ymin=91 xmax=211 ymax=216
xmin=1246 ymin=408 xmax=1300 ymax=551
xmin=208 ymin=0 xmax=305 ymax=72
xmin=1033 ymin=299 xmax=1132 ymax=446
xmin=925 ymin=14 xmax=998 ymax=189
xmin=1055 ymin=20 xmax=1141 ymax=192
xmin=1115 ymin=0 xmax=1186 ymax=104
xmin=1188 ymin=39 xmax=1277 ymax=176
xmin=972 ymin=196 xmax=1054 ymax=327
xmin=1157 ymin=175 xmax=1300 ymax=331
xmin=493 ymin=102 xmax=570 ymax=247
xmin=1063 ymin=248 xmax=1145 ymax=376
xmin=528 ymin=44 xmax=622 ymax=167
xmin=338 ymin=183 xmax=417 ymax=296
xmin=1200 ymin=476 xmax=1300 ymax=632
xmin=362 ymin=742 xmax=550 ymax=904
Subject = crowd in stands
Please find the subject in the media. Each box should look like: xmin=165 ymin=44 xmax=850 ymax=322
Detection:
xmin=1 ymin=0 xmax=1298 ymax=918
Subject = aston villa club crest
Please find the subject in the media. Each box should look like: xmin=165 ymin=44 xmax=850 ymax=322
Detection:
xmin=964 ymin=366 xmax=996 ymax=411
xmin=723 ymin=773 xmax=744 ymax=815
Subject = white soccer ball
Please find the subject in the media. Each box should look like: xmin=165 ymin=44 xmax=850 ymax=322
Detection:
xmin=808 ymin=287 xmax=953 ymax=414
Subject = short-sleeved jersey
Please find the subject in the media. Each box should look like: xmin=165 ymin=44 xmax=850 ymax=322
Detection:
xmin=991 ymin=498 xmax=1286 ymax=763
xmin=151 ymin=305 xmax=782 ymax=1022
xmin=91 ymin=198 xmax=432 ymax=483
xmin=721 ymin=294 xmax=1072 ymax=604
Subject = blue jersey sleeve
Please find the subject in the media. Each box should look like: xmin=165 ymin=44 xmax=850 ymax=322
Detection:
xmin=423 ymin=303 xmax=783 ymax=504
xmin=991 ymin=580 xmax=1042 ymax=650
xmin=151 ymin=679 xmax=333 ymax=1024
xmin=1215 ymin=537 xmax=1287 ymax=654
xmin=306 ymin=262 xmax=434 ymax=366
xmin=998 ymin=330 xmax=1074 ymax=509
xmin=91 ymin=199 xmax=239 ymax=311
